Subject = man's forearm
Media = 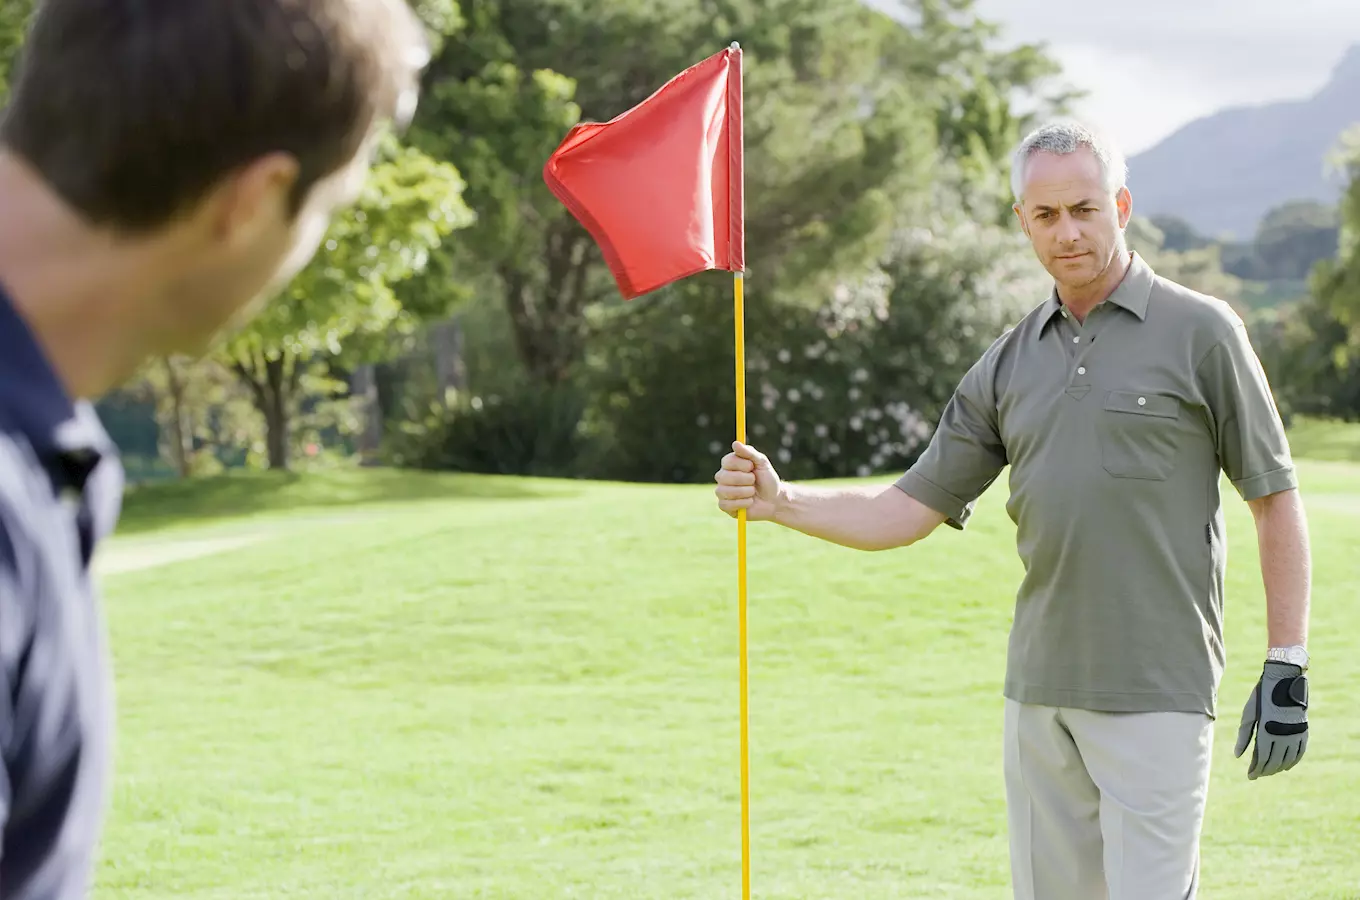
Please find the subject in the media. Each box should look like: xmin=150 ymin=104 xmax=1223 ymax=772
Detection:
xmin=1251 ymin=488 xmax=1311 ymax=649
xmin=773 ymin=482 xmax=943 ymax=551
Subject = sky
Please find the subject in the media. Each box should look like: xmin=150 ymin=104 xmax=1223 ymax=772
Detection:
xmin=965 ymin=1 xmax=1360 ymax=155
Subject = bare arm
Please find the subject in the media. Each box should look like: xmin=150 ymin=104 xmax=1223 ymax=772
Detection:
xmin=773 ymin=481 xmax=946 ymax=551
xmin=714 ymin=442 xmax=947 ymax=551
xmin=1247 ymin=487 xmax=1310 ymax=649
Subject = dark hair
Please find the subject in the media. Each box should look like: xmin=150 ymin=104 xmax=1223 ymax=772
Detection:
xmin=0 ymin=0 xmax=427 ymax=231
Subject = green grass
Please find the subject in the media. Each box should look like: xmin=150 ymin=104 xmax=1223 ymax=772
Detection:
xmin=93 ymin=461 xmax=1360 ymax=899
xmin=1286 ymin=416 xmax=1360 ymax=463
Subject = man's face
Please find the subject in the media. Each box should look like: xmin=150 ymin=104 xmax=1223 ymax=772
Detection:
xmin=1012 ymin=147 xmax=1132 ymax=290
xmin=158 ymin=147 xmax=371 ymax=356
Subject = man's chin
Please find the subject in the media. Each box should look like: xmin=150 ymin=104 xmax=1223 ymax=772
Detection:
xmin=1047 ymin=255 xmax=1099 ymax=282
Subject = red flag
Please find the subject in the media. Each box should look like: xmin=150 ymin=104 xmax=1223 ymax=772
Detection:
xmin=543 ymin=46 xmax=744 ymax=300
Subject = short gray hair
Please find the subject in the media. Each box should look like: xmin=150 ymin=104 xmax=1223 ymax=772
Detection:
xmin=1010 ymin=120 xmax=1128 ymax=203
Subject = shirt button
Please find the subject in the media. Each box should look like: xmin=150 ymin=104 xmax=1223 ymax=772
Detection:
xmin=1137 ymin=396 xmax=1147 ymax=406
xmin=1072 ymin=336 xmax=1080 ymax=343
xmin=1061 ymin=308 xmax=1069 ymax=318
xmin=1077 ymin=366 xmax=1086 ymax=375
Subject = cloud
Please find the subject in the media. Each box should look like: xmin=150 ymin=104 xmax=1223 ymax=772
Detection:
xmin=967 ymin=0 xmax=1360 ymax=153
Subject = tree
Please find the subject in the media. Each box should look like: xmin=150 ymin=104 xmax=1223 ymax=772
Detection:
xmin=218 ymin=135 xmax=474 ymax=470
xmin=1126 ymin=215 xmax=1244 ymax=308
xmin=120 ymin=357 xmax=262 ymax=476
xmin=0 ymin=0 xmax=31 ymax=106
xmin=408 ymin=0 xmax=1071 ymax=386
xmin=1253 ymin=200 xmax=1342 ymax=280
xmin=1147 ymin=215 xmax=1213 ymax=253
xmin=580 ymin=204 xmax=1048 ymax=483
xmin=1313 ymin=128 xmax=1360 ymax=361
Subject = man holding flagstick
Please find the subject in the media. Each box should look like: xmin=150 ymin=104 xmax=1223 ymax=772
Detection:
xmin=714 ymin=120 xmax=1312 ymax=899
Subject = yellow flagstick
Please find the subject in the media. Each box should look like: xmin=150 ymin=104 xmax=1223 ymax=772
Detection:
xmin=733 ymin=269 xmax=751 ymax=899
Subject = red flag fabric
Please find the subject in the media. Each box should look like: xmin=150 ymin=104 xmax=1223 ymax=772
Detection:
xmin=543 ymin=46 xmax=744 ymax=300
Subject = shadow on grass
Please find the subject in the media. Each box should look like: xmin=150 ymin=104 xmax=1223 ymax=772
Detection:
xmin=115 ymin=466 xmax=579 ymax=535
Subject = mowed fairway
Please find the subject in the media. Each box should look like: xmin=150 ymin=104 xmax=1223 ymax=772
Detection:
xmin=92 ymin=462 xmax=1360 ymax=899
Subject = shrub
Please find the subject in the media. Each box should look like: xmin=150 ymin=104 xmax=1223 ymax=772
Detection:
xmin=385 ymin=379 xmax=589 ymax=477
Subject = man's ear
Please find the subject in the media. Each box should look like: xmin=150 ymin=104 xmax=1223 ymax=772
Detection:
xmin=1115 ymin=186 xmax=1133 ymax=229
xmin=209 ymin=153 xmax=300 ymax=247
xmin=1013 ymin=201 xmax=1031 ymax=239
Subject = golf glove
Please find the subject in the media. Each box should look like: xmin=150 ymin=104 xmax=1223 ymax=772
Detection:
xmin=1234 ymin=660 xmax=1309 ymax=780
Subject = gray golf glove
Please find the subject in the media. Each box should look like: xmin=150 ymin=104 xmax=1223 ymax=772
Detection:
xmin=1234 ymin=661 xmax=1309 ymax=780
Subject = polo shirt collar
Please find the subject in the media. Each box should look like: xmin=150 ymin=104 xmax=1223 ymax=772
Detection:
xmin=0 ymin=283 xmax=111 ymax=480
xmin=1037 ymin=251 xmax=1156 ymax=340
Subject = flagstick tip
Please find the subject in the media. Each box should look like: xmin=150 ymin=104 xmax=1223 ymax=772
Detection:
xmin=730 ymin=41 xmax=740 ymax=50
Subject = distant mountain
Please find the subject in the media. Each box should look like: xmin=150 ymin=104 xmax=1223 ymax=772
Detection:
xmin=1128 ymin=45 xmax=1360 ymax=241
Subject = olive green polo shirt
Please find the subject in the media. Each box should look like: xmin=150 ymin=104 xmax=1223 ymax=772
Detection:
xmin=896 ymin=252 xmax=1296 ymax=717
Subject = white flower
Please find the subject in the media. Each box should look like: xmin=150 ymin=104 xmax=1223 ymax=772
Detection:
xmin=778 ymin=448 xmax=792 ymax=463
xmin=696 ymin=414 xmax=710 ymax=427
xmin=850 ymin=416 xmax=863 ymax=431
xmin=857 ymin=464 xmax=872 ymax=477
xmin=848 ymin=387 xmax=861 ymax=402
xmin=814 ymin=424 xmax=829 ymax=438
xmin=828 ymin=442 xmax=841 ymax=456
xmin=787 ymin=389 xmax=801 ymax=402
xmin=709 ymin=441 xmax=722 ymax=454
xmin=778 ymin=348 xmax=792 ymax=363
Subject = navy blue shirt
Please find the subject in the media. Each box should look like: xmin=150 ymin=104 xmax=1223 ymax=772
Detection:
xmin=0 ymin=287 xmax=122 ymax=898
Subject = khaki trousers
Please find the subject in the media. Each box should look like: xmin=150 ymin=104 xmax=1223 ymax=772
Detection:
xmin=1003 ymin=699 xmax=1215 ymax=900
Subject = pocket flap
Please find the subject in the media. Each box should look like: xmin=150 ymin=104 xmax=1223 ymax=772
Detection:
xmin=1104 ymin=390 xmax=1179 ymax=419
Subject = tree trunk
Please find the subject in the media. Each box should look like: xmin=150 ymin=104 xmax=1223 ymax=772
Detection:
xmin=232 ymin=350 xmax=299 ymax=471
xmin=501 ymin=222 xmax=597 ymax=385
xmin=431 ymin=315 xmax=466 ymax=402
xmin=351 ymin=363 xmax=383 ymax=464
xmin=162 ymin=357 xmax=192 ymax=477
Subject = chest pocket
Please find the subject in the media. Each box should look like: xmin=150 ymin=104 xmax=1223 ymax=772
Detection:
xmin=1099 ymin=390 xmax=1181 ymax=480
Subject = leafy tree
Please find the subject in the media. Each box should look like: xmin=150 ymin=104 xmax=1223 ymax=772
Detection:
xmin=0 ymin=0 xmax=31 ymax=106
xmin=119 ymin=357 xmax=262 ymax=476
xmin=408 ymin=0 xmax=1070 ymax=386
xmin=1312 ymin=127 xmax=1360 ymax=368
xmin=579 ymin=207 xmax=1047 ymax=483
xmin=1147 ymin=215 xmax=1213 ymax=253
xmin=1253 ymin=200 xmax=1341 ymax=280
xmin=1126 ymin=215 xmax=1244 ymax=308
xmin=217 ymin=135 xmax=474 ymax=470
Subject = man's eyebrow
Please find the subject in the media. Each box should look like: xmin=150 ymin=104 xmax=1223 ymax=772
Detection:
xmin=1030 ymin=199 xmax=1097 ymax=213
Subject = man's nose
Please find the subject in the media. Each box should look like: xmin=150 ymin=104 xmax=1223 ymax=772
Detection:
xmin=1054 ymin=214 xmax=1081 ymax=244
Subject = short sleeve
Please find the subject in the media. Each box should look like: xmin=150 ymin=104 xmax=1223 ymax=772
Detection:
xmin=1196 ymin=321 xmax=1297 ymax=501
xmin=894 ymin=350 xmax=1008 ymax=529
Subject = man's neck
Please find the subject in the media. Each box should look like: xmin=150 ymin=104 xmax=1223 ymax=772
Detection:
xmin=0 ymin=151 xmax=164 ymax=400
xmin=1057 ymin=248 xmax=1133 ymax=322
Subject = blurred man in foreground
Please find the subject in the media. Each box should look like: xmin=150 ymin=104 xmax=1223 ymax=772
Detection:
xmin=0 ymin=2 xmax=428 ymax=895
xmin=714 ymin=120 xmax=1311 ymax=899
